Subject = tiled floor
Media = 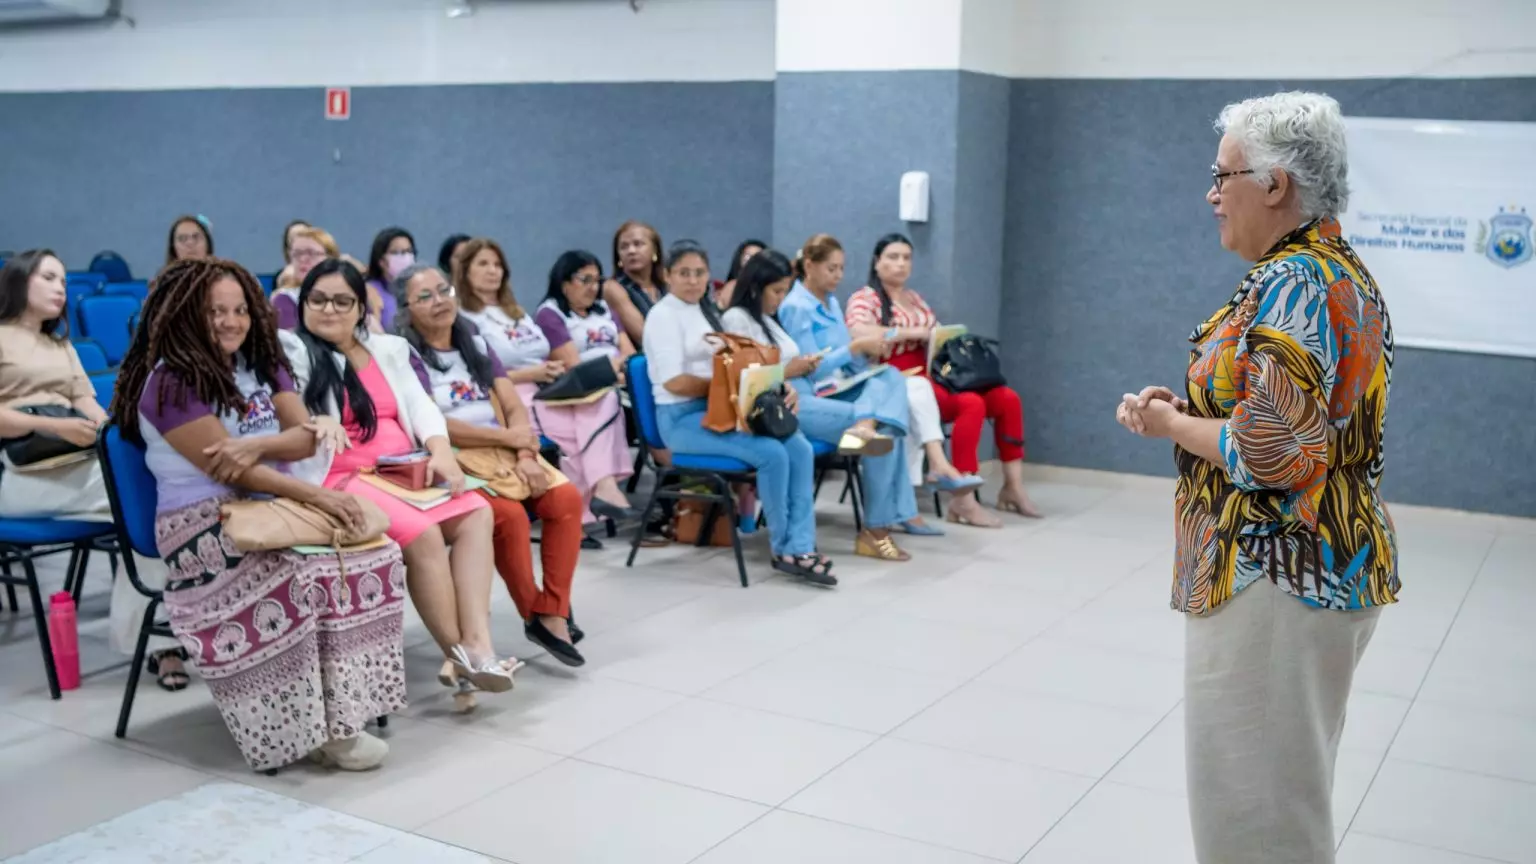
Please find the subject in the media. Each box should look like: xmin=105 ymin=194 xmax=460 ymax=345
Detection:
xmin=2 ymin=466 xmax=1534 ymax=863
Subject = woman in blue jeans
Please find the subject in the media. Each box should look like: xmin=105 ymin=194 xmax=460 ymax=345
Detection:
xmin=721 ymin=248 xmax=920 ymax=562
xmin=642 ymin=240 xmax=834 ymax=586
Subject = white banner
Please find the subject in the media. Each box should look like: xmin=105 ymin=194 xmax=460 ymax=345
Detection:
xmin=1341 ymin=117 xmax=1536 ymax=358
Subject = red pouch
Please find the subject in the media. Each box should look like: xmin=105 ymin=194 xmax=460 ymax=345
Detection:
xmin=375 ymin=451 xmax=430 ymax=491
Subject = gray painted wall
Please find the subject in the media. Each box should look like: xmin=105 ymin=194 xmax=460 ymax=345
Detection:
xmin=1003 ymin=77 xmax=1536 ymax=517
xmin=0 ymin=81 xmax=774 ymax=296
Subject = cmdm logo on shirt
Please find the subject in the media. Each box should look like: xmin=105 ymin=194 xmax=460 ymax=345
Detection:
xmin=237 ymin=391 xmax=278 ymax=435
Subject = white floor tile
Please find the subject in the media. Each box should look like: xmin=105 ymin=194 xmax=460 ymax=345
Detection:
xmin=693 ymin=811 xmax=998 ymax=864
xmin=1353 ymin=759 xmax=1536 ymax=863
xmin=417 ymin=759 xmax=766 ymax=864
xmin=784 ymin=738 xmax=1093 ymax=862
xmin=1353 ymin=642 xmax=1437 ymax=700
xmin=1339 ymin=833 xmax=1509 ymax=864
xmin=350 ymin=834 xmax=501 ymax=863
xmin=799 ymin=610 xmax=1032 ymax=678
xmin=1022 ymin=781 xmax=1195 ymax=863
xmin=1043 ymin=596 xmax=1186 ymax=661
xmin=701 ymin=650 xmax=967 ymax=733
xmin=892 ymin=683 xmax=1164 ymax=778
xmin=1105 ymin=705 xmax=1187 ymax=795
xmin=975 ymin=636 xmax=1184 ymax=714
xmin=1390 ymin=700 xmax=1536 ymax=784
xmin=577 ymin=698 xmax=874 ymax=804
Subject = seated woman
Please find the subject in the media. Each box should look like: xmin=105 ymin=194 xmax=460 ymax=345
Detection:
xmin=438 ymin=233 xmax=471 ymax=276
xmin=601 ymin=220 xmax=667 ymax=347
xmin=722 ymin=248 xmax=920 ymax=561
xmin=0 ymin=250 xmax=188 ymax=691
xmin=713 ymin=238 xmax=764 ymax=310
xmin=165 ymin=214 xmax=214 ymax=265
xmin=364 ymin=227 xmax=416 ymax=332
xmin=279 ymin=259 xmax=520 ymax=697
xmin=643 ymin=240 xmax=834 ymax=585
xmin=395 ymin=263 xmax=586 ymax=666
xmin=846 ymin=234 xmax=1042 ymax=526
xmin=457 ymin=240 xmax=636 ymax=527
xmin=113 ymin=257 xmax=406 ymax=773
xmin=779 ymin=234 xmax=982 ymax=514
xmin=272 ymin=226 xmax=338 ymax=330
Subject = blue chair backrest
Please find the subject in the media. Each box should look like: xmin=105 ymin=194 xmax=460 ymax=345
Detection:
xmin=90 ymin=370 xmax=117 ymax=412
xmin=72 ymin=338 xmax=110 ymax=372
xmin=67 ymin=271 xmax=108 ymax=292
xmin=257 ymin=273 xmax=276 ymax=295
xmin=103 ymin=280 xmax=149 ymax=304
xmin=89 ymin=251 xmax=132 ymax=283
xmin=626 ymin=355 xmax=667 ymax=451
xmin=99 ymin=424 xmax=159 ymax=559
xmin=65 ymin=274 xmax=102 ymax=335
xmin=77 ymin=294 xmax=139 ymax=365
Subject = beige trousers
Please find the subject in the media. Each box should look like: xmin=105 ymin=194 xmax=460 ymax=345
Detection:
xmin=904 ymin=376 xmax=944 ymax=485
xmin=1185 ymin=577 xmax=1381 ymax=864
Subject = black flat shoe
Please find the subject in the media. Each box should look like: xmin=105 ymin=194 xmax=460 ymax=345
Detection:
xmin=525 ymin=617 xmax=585 ymax=667
xmin=567 ymin=613 xmax=585 ymax=645
xmin=589 ymin=498 xmax=641 ymax=523
xmin=581 ymin=535 xmax=604 ymax=551
xmin=147 ymin=648 xmax=191 ymax=692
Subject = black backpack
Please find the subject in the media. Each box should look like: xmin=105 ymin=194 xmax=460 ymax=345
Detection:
xmin=931 ymin=334 xmax=1006 ymax=393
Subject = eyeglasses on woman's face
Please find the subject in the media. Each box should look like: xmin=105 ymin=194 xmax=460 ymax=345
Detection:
xmin=1210 ymin=164 xmax=1256 ymax=193
xmin=410 ymin=283 xmax=457 ymax=306
xmin=305 ymin=292 xmax=358 ymax=312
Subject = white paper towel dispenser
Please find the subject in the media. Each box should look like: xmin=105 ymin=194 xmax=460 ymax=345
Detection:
xmin=899 ymin=171 xmax=930 ymax=222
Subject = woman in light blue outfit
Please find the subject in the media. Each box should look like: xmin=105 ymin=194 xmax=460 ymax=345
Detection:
xmin=642 ymin=240 xmax=834 ymax=586
xmin=722 ymin=248 xmax=922 ymax=562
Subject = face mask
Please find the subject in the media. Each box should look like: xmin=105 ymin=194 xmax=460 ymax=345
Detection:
xmin=385 ymin=251 xmax=416 ymax=279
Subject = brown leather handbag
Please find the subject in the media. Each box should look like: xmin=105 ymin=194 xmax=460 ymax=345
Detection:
xmin=702 ymin=333 xmax=780 ymax=433
xmin=672 ymin=500 xmax=734 ymax=547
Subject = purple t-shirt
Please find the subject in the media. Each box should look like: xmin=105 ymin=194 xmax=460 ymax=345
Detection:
xmin=138 ymin=362 xmax=296 ymax=513
xmin=272 ymin=290 xmax=299 ymax=331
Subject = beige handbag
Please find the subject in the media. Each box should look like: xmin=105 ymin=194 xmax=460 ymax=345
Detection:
xmin=219 ymin=494 xmax=389 ymax=552
xmin=454 ymin=391 xmax=569 ymax=501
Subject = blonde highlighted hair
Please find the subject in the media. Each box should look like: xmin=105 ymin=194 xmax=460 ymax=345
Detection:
xmin=793 ymin=233 xmax=844 ymax=280
xmin=453 ymin=237 xmax=525 ymax=321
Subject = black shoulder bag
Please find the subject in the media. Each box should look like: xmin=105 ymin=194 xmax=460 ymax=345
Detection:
xmin=747 ymin=385 xmax=798 ymax=439
xmin=930 ymin=335 xmax=1007 ymax=393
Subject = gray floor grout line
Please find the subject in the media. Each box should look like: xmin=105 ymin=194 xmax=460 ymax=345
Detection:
xmin=1344 ymin=829 xmax=1521 ymax=864
xmin=1336 ymin=532 xmax=1500 ymax=846
xmin=1012 ymin=698 xmax=1187 ymax=864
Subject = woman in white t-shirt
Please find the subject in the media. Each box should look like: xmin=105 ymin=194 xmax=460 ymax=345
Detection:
xmin=455 ymin=239 xmax=637 ymax=527
xmin=643 ymin=241 xmax=833 ymax=585
xmin=720 ymin=248 xmax=918 ymax=562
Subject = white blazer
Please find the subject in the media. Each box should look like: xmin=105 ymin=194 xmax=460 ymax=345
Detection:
xmin=278 ymin=330 xmax=449 ymax=485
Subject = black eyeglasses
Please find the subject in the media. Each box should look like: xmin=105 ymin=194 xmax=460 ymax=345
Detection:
xmin=305 ymin=293 xmax=358 ymax=312
xmin=1211 ymin=165 xmax=1255 ymax=192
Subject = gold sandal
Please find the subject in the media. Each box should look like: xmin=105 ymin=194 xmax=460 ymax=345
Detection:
xmin=855 ymin=530 xmax=911 ymax=561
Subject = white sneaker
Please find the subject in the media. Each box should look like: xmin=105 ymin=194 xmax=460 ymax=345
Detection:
xmin=311 ymin=730 xmax=388 ymax=771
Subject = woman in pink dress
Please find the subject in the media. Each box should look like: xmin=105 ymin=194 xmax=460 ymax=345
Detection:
xmin=280 ymin=258 xmax=521 ymax=700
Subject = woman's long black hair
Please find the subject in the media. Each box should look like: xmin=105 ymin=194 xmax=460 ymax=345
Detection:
xmin=665 ymin=239 xmax=721 ymax=329
xmin=437 ymin=233 xmax=471 ymax=274
xmin=0 ymin=249 xmax=67 ymax=339
xmin=544 ymin=249 xmax=606 ymax=317
xmin=394 ymin=263 xmax=498 ymax=391
xmin=867 ymin=232 xmax=911 ymax=326
xmin=726 ymin=247 xmax=794 ymax=336
xmin=296 ymin=258 xmax=378 ymax=441
xmin=724 ymin=238 xmax=766 ymax=284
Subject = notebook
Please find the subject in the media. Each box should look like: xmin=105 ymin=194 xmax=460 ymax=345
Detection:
xmin=814 ymin=363 xmax=891 ymax=397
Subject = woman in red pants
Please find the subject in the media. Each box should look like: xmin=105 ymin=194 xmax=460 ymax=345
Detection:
xmin=846 ymin=234 xmax=1041 ymax=527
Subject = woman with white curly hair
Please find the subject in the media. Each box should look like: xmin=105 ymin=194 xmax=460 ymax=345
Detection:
xmin=1116 ymin=91 xmax=1399 ymax=863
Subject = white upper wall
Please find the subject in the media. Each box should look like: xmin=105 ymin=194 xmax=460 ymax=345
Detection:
xmin=1009 ymin=0 xmax=1536 ymax=79
xmin=0 ymin=0 xmax=776 ymax=91
xmin=775 ymin=0 xmax=963 ymax=72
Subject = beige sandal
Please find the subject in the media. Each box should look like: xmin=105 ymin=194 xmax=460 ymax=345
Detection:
xmin=945 ymin=501 xmax=1002 ymax=529
xmin=838 ymin=427 xmax=895 ymax=457
xmin=996 ymin=493 xmax=1043 ymax=519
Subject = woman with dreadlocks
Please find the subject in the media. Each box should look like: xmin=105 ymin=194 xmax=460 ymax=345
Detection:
xmin=114 ymin=257 xmax=408 ymax=773
xmin=278 ymin=258 xmax=522 ymax=699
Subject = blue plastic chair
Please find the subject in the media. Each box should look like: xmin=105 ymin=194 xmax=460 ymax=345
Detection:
xmin=90 ymin=370 xmax=117 ymax=412
xmin=66 ymin=271 xmax=108 ymax=292
xmin=76 ymin=294 xmax=139 ymax=366
xmin=65 ymin=274 xmax=103 ymax=336
xmin=89 ymin=251 xmax=132 ymax=284
xmin=257 ymin=273 xmax=276 ymax=295
xmin=624 ymin=355 xmax=754 ymax=587
xmin=97 ymin=424 xmax=174 ymax=738
xmin=0 ymin=514 xmax=116 ymax=700
xmin=102 ymin=280 xmax=149 ymax=305
xmin=72 ymin=338 xmax=110 ymax=373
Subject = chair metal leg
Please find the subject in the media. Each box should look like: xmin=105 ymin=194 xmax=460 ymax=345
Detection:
xmin=845 ymin=458 xmax=864 ymax=534
xmin=62 ymin=546 xmax=82 ymax=597
xmin=116 ymin=598 xmax=160 ymax=737
xmin=813 ymin=467 xmax=825 ymax=500
xmin=711 ymin=476 xmax=748 ymax=588
xmin=626 ymin=470 xmax=669 ymax=568
xmin=22 ymin=555 xmax=62 ymax=700
xmin=2 ymin=558 xmax=14 ymax=612
xmin=605 ymin=518 xmax=616 ymax=539
xmin=626 ymin=447 xmax=645 ymax=494
xmin=376 ymin=715 xmax=389 ymax=729
xmin=70 ymin=544 xmax=91 ymax=607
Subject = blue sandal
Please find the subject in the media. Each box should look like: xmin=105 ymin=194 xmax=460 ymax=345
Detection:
xmin=894 ymin=519 xmax=945 ymax=537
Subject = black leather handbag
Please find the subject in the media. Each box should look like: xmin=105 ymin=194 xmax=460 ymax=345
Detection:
xmin=2 ymin=405 xmax=93 ymax=467
xmin=746 ymin=385 xmax=799 ymax=439
xmin=931 ymin=335 xmax=1007 ymax=393
xmin=534 ymin=357 xmax=619 ymax=401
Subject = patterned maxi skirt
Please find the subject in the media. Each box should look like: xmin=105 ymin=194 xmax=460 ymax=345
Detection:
xmin=156 ymin=496 xmax=409 ymax=772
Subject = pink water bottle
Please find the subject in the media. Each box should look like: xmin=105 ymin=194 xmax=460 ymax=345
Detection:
xmin=48 ymin=591 xmax=81 ymax=691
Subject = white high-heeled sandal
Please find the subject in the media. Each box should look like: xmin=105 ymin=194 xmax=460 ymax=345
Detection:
xmin=448 ymin=644 xmax=521 ymax=693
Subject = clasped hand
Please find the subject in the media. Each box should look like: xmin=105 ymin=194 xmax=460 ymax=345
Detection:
xmin=1115 ymin=386 xmax=1188 ymax=439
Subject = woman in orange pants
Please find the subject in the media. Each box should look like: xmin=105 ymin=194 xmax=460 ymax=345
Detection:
xmin=396 ymin=262 xmax=588 ymax=666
